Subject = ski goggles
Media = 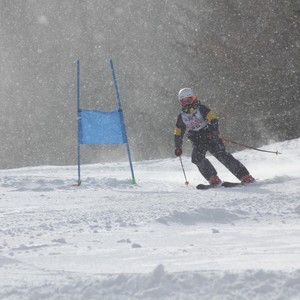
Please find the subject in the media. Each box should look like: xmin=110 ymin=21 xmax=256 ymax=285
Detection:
xmin=178 ymin=96 xmax=196 ymax=106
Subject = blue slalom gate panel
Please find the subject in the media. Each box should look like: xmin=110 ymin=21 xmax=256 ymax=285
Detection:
xmin=78 ymin=109 xmax=127 ymax=145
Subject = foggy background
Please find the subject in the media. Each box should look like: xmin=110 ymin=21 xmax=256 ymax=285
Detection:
xmin=0 ymin=0 xmax=299 ymax=169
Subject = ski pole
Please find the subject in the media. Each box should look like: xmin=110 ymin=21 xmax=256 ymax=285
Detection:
xmin=179 ymin=156 xmax=189 ymax=185
xmin=220 ymin=136 xmax=281 ymax=155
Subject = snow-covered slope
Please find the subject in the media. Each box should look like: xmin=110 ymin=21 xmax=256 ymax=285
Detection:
xmin=1 ymin=138 xmax=300 ymax=299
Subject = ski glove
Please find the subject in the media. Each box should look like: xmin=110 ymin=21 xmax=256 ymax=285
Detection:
xmin=174 ymin=147 xmax=182 ymax=157
xmin=207 ymin=131 xmax=219 ymax=141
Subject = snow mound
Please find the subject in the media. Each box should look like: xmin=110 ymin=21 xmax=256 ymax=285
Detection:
xmin=157 ymin=208 xmax=247 ymax=225
xmin=2 ymin=266 xmax=300 ymax=300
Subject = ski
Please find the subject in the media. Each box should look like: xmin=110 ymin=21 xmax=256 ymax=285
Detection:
xmin=221 ymin=181 xmax=243 ymax=188
xmin=196 ymin=181 xmax=254 ymax=190
xmin=196 ymin=183 xmax=217 ymax=190
xmin=222 ymin=181 xmax=257 ymax=188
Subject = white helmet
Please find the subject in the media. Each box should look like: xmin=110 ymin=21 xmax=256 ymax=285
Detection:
xmin=178 ymin=88 xmax=195 ymax=101
xmin=177 ymin=88 xmax=197 ymax=106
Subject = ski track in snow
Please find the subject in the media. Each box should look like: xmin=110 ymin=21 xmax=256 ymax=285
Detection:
xmin=0 ymin=138 xmax=300 ymax=299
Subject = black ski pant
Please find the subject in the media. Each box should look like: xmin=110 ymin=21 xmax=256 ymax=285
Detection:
xmin=190 ymin=135 xmax=250 ymax=181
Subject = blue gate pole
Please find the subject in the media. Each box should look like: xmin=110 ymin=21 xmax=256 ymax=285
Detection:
xmin=110 ymin=59 xmax=136 ymax=184
xmin=76 ymin=60 xmax=81 ymax=185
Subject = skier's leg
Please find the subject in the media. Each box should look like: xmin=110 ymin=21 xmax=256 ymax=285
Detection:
xmin=191 ymin=145 xmax=218 ymax=181
xmin=209 ymin=140 xmax=251 ymax=180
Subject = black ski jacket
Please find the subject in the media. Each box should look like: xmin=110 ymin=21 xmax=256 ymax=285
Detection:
xmin=174 ymin=104 xmax=217 ymax=148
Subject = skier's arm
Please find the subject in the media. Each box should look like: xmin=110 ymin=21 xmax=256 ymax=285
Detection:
xmin=207 ymin=111 xmax=219 ymax=132
xmin=199 ymin=104 xmax=218 ymax=128
xmin=174 ymin=115 xmax=186 ymax=149
xmin=200 ymin=104 xmax=219 ymax=138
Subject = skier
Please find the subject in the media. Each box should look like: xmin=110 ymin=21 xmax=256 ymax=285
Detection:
xmin=174 ymin=87 xmax=255 ymax=186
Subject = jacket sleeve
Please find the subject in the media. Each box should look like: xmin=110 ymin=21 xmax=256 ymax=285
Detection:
xmin=174 ymin=114 xmax=186 ymax=148
xmin=200 ymin=104 xmax=218 ymax=130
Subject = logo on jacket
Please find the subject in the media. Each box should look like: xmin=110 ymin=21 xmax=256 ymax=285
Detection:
xmin=181 ymin=109 xmax=208 ymax=131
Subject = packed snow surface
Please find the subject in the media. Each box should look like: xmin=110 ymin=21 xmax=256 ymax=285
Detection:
xmin=1 ymin=138 xmax=300 ymax=299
